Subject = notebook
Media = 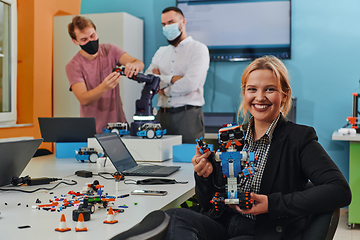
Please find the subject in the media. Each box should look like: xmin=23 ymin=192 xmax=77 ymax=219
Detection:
xmin=0 ymin=138 xmax=43 ymax=187
xmin=95 ymin=133 xmax=181 ymax=177
xmin=38 ymin=117 xmax=96 ymax=142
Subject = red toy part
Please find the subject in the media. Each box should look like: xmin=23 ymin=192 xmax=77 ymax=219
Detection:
xmin=38 ymin=202 xmax=59 ymax=208
xmin=68 ymin=191 xmax=83 ymax=196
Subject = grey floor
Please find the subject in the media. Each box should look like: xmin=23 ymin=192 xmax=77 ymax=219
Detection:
xmin=334 ymin=209 xmax=360 ymax=240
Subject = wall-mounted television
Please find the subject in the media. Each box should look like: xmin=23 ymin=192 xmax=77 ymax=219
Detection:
xmin=177 ymin=0 xmax=291 ymax=62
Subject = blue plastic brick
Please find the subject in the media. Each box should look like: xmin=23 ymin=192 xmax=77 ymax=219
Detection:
xmin=173 ymin=143 xmax=213 ymax=163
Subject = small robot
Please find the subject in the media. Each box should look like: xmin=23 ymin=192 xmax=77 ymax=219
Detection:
xmin=103 ymin=122 xmax=130 ymax=136
xmin=75 ymin=147 xmax=102 ymax=163
xmin=196 ymin=123 xmax=256 ymax=211
xmin=72 ymin=180 xmax=116 ymax=219
xmin=136 ymin=122 xmax=167 ymax=139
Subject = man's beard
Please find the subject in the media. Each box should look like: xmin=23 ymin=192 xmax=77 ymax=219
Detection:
xmin=167 ymin=32 xmax=182 ymax=46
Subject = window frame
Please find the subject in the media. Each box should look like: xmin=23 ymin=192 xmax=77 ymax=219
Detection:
xmin=0 ymin=0 xmax=17 ymax=125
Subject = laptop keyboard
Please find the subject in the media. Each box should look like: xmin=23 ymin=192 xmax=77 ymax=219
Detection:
xmin=131 ymin=165 xmax=163 ymax=174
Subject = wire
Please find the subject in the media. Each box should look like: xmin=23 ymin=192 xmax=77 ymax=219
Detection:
xmin=0 ymin=179 xmax=77 ymax=193
xmin=124 ymin=179 xmax=137 ymax=184
xmin=96 ymin=172 xmax=117 ymax=180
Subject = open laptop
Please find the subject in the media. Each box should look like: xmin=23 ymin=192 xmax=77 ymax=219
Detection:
xmin=0 ymin=138 xmax=43 ymax=187
xmin=38 ymin=117 xmax=96 ymax=142
xmin=95 ymin=133 xmax=181 ymax=177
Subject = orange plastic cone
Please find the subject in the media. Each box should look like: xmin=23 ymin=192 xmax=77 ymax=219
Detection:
xmin=103 ymin=207 xmax=118 ymax=224
xmin=75 ymin=213 xmax=87 ymax=232
xmin=55 ymin=214 xmax=71 ymax=232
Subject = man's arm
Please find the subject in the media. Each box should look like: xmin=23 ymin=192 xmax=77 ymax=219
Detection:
xmin=71 ymin=71 xmax=121 ymax=106
xmin=145 ymin=49 xmax=174 ymax=90
xmin=163 ymin=43 xmax=209 ymax=97
xmin=149 ymin=68 xmax=180 ymax=93
xmin=119 ymin=53 xmax=144 ymax=78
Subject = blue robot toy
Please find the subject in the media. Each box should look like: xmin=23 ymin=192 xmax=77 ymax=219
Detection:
xmin=196 ymin=123 xmax=257 ymax=211
xmin=102 ymin=122 xmax=131 ymax=136
xmin=75 ymin=147 xmax=103 ymax=163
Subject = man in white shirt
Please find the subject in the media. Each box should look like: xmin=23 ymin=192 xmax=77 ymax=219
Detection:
xmin=145 ymin=6 xmax=210 ymax=143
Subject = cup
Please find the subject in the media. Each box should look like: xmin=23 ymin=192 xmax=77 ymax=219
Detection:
xmin=96 ymin=157 xmax=106 ymax=168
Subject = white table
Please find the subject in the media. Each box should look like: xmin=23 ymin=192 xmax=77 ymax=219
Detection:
xmin=0 ymin=155 xmax=195 ymax=239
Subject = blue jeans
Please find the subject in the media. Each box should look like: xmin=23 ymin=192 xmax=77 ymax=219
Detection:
xmin=165 ymin=208 xmax=255 ymax=240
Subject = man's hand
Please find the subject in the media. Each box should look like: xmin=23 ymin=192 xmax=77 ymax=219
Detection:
xmin=101 ymin=71 xmax=121 ymax=91
xmin=152 ymin=68 xmax=160 ymax=75
xmin=235 ymin=193 xmax=269 ymax=215
xmin=71 ymin=71 xmax=121 ymax=106
xmin=192 ymin=146 xmax=213 ymax=178
xmin=124 ymin=62 xmax=141 ymax=78
xmin=158 ymin=89 xmax=165 ymax=95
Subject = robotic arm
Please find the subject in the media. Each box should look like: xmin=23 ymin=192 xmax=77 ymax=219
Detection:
xmin=113 ymin=67 xmax=166 ymax=138
xmin=114 ymin=67 xmax=160 ymax=118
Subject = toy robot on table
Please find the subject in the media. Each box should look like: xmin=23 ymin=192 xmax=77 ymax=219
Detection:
xmin=136 ymin=122 xmax=166 ymax=139
xmin=196 ymin=123 xmax=257 ymax=211
xmin=103 ymin=122 xmax=130 ymax=136
xmin=71 ymin=180 xmax=116 ymax=215
xmin=113 ymin=67 xmax=166 ymax=139
xmin=75 ymin=147 xmax=103 ymax=163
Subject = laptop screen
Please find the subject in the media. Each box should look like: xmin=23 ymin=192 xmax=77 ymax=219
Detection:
xmin=38 ymin=117 xmax=96 ymax=142
xmin=0 ymin=138 xmax=43 ymax=187
xmin=204 ymin=112 xmax=236 ymax=133
xmin=95 ymin=133 xmax=137 ymax=172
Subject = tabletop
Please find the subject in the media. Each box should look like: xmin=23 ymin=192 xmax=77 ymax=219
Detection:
xmin=0 ymin=155 xmax=195 ymax=239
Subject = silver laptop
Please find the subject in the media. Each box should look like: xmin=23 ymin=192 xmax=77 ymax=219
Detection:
xmin=95 ymin=133 xmax=180 ymax=177
xmin=0 ymin=138 xmax=43 ymax=187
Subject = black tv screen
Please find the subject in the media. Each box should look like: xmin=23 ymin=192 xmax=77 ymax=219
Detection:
xmin=177 ymin=0 xmax=291 ymax=61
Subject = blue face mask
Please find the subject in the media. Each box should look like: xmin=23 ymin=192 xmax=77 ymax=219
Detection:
xmin=162 ymin=23 xmax=181 ymax=41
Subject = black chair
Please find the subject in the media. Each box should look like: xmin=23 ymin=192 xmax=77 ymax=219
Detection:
xmin=110 ymin=210 xmax=170 ymax=240
xmin=303 ymin=182 xmax=340 ymax=240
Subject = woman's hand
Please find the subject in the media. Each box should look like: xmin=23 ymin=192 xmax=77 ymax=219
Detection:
xmin=192 ymin=146 xmax=213 ymax=178
xmin=233 ymin=193 xmax=269 ymax=215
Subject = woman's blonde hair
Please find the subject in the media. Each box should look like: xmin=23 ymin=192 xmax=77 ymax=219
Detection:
xmin=237 ymin=55 xmax=292 ymax=122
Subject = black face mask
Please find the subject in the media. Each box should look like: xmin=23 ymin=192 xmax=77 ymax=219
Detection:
xmin=80 ymin=39 xmax=99 ymax=55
